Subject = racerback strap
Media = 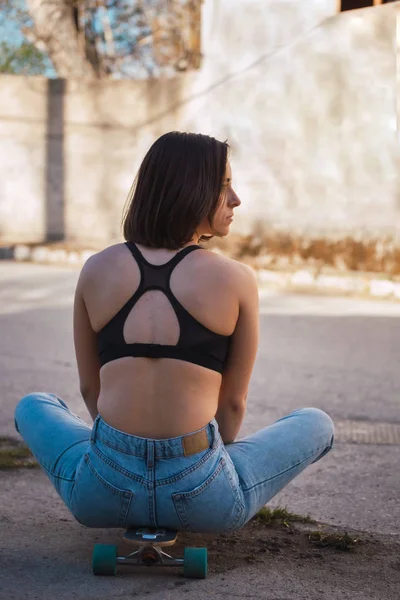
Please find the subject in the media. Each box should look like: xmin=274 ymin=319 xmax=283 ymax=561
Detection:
xmin=125 ymin=242 xmax=201 ymax=291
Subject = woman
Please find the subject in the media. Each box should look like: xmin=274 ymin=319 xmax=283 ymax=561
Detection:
xmin=14 ymin=132 xmax=334 ymax=533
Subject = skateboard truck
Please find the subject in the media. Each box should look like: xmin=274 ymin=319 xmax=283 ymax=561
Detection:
xmin=92 ymin=527 xmax=207 ymax=578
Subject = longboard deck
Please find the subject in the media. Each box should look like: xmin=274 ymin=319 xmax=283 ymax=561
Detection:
xmin=123 ymin=527 xmax=178 ymax=547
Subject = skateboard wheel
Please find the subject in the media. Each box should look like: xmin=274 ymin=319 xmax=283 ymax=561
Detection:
xmin=92 ymin=544 xmax=117 ymax=576
xmin=183 ymin=547 xmax=207 ymax=579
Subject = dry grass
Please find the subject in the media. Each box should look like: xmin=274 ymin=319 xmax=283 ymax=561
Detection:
xmin=255 ymin=506 xmax=316 ymax=526
xmin=0 ymin=437 xmax=39 ymax=469
xmin=308 ymin=530 xmax=361 ymax=552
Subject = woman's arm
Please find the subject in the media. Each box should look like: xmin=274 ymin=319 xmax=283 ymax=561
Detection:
xmin=73 ymin=264 xmax=101 ymax=421
xmin=215 ymin=263 xmax=259 ymax=444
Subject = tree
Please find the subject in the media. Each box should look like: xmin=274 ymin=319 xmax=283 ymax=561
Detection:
xmin=0 ymin=39 xmax=48 ymax=74
xmin=25 ymin=0 xmax=99 ymax=78
xmin=1 ymin=0 xmax=202 ymax=79
xmin=0 ymin=0 xmax=52 ymax=75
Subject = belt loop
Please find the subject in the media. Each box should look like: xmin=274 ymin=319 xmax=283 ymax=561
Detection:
xmin=210 ymin=419 xmax=218 ymax=447
xmin=90 ymin=415 xmax=100 ymax=442
xmin=146 ymin=440 xmax=154 ymax=469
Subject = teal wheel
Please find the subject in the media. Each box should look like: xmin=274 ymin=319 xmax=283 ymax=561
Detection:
xmin=183 ymin=547 xmax=207 ymax=579
xmin=92 ymin=544 xmax=118 ymax=576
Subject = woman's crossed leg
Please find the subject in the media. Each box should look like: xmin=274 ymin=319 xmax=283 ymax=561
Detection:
xmin=225 ymin=407 xmax=334 ymax=525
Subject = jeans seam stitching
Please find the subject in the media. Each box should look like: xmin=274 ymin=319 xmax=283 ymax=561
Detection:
xmin=156 ymin=441 xmax=221 ymax=486
xmin=94 ymin=437 xmax=145 ymax=458
xmin=52 ymin=439 xmax=89 ymax=475
xmin=172 ymin=497 xmax=188 ymax=530
xmin=172 ymin=459 xmax=225 ymax=500
xmin=172 ymin=458 xmax=245 ymax=532
xmin=32 ymin=457 xmax=75 ymax=482
xmin=221 ymin=460 xmax=246 ymax=528
xmin=119 ymin=492 xmax=133 ymax=527
xmin=85 ymin=453 xmax=134 ymax=497
xmin=92 ymin=444 xmax=147 ymax=485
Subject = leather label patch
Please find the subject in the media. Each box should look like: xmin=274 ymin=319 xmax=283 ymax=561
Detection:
xmin=182 ymin=429 xmax=209 ymax=456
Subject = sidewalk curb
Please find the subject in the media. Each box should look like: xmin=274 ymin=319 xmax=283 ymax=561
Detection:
xmin=2 ymin=243 xmax=400 ymax=303
xmin=257 ymin=268 xmax=400 ymax=302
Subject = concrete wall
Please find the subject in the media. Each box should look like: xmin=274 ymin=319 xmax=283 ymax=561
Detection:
xmin=0 ymin=0 xmax=399 ymax=244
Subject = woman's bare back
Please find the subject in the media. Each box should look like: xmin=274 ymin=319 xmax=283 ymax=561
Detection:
xmin=80 ymin=242 xmax=242 ymax=437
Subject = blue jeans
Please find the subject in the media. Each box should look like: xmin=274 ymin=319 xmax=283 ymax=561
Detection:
xmin=14 ymin=393 xmax=334 ymax=532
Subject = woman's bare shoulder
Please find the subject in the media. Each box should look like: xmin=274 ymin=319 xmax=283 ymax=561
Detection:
xmin=206 ymin=249 xmax=257 ymax=280
xmin=78 ymin=243 xmax=130 ymax=283
xmin=198 ymin=249 xmax=258 ymax=297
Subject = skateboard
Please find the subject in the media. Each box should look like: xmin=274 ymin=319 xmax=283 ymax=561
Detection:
xmin=92 ymin=527 xmax=207 ymax=578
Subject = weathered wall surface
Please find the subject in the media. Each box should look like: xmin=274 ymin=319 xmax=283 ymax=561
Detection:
xmin=0 ymin=0 xmax=398 ymax=245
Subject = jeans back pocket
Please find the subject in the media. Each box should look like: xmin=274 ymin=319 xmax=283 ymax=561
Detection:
xmin=172 ymin=457 xmax=245 ymax=533
xmin=70 ymin=453 xmax=133 ymax=528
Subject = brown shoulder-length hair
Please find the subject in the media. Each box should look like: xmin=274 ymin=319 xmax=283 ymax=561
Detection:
xmin=122 ymin=131 xmax=229 ymax=249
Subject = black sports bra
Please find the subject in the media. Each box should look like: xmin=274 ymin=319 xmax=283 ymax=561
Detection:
xmin=97 ymin=242 xmax=232 ymax=374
